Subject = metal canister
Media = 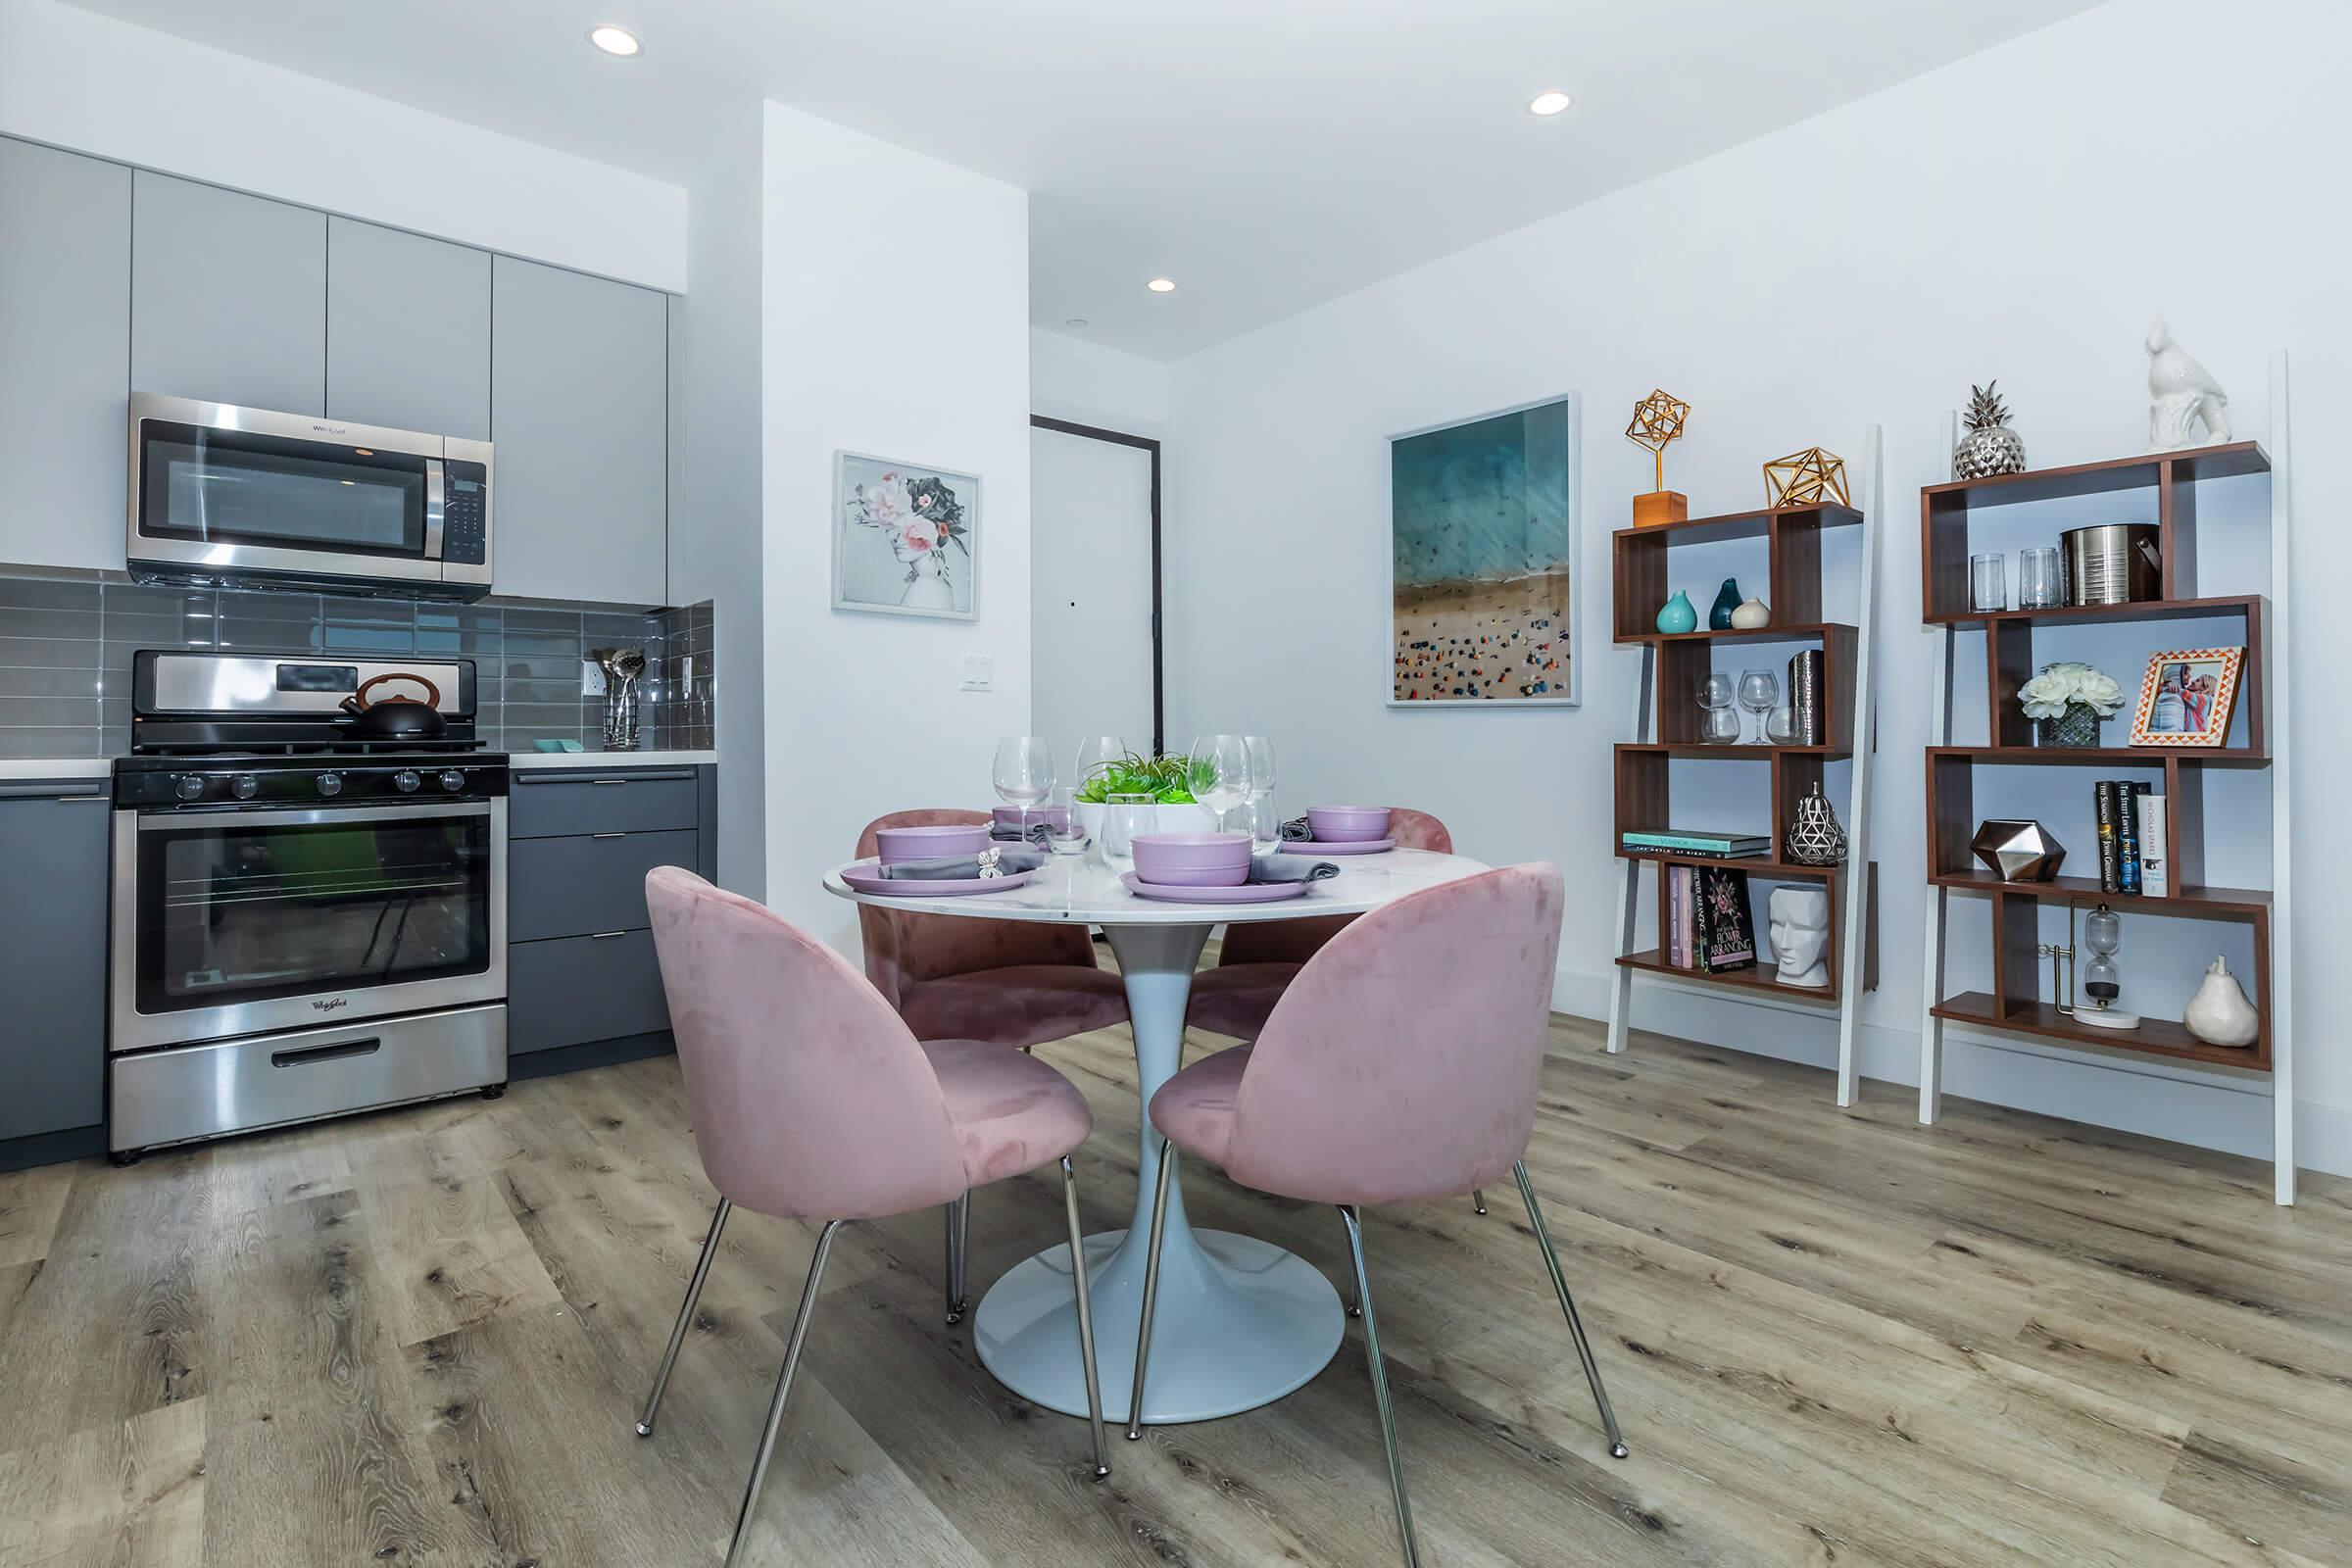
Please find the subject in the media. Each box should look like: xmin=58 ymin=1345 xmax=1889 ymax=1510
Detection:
xmin=2060 ymin=522 xmax=2161 ymax=606
xmin=1788 ymin=648 xmax=1824 ymax=746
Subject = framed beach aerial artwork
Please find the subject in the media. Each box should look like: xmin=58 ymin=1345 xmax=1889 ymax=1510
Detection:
xmin=1388 ymin=394 xmax=1580 ymax=706
xmin=833 ymin=451 xmax=980 ymax=620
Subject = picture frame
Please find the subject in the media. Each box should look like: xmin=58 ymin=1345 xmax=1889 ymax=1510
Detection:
xmin=2128 ymin=646 xmax=2245 ymax=747
xmin=1386 ymin=391 xmax=1582 ymax=708
xmin=832 ymin=450 xmax=980 ymax=620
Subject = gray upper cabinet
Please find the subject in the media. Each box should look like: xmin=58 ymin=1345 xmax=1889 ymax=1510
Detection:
xmin=491 ymin=256 xmax=668 ymax=605
xmin=0 ymin=783 xmax=111 ymax=1145
xmin=326 ymin=217 xmax=491 ymax=439
xmin=0 ymin=137 xmax=131 ymax=571
xmin=131 ymin=172 xmax=325 ymax=415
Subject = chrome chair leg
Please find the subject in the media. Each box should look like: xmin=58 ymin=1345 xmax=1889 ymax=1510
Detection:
xmin=1512 ymin=1160 xmax=1628 ymax=1459
xmin=1339 ymin=1205 xmax=1421 ymax=1568
xmin=1057 ymin=1156 xmax=1111 ymax=1478
xmin=636 ymin=1197 xmax=731 ymax=1437
xmin=1472 ymin=1190 xmax=1489 ymax=1215
xmin=1123 ymin=1140 xmax=1178 ymax=1440
xmin=944 ymin=1192 xmax=971 ymax=1325
xmin=723 ymin=1218 xmax=844 ymax=1568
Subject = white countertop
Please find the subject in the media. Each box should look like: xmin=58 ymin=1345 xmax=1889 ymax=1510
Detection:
xmin=507 ymin=749 xmax=716 ymax=770
xmin=0 ymin=758 xmax=113 ymax=780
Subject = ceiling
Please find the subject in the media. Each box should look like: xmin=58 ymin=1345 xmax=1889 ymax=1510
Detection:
xmin=67 ymin=0 xmax=2101 ymax=360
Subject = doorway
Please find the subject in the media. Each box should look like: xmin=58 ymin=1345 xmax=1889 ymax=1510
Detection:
xmin=1029 ymin=416 xmax=1163 ymax=761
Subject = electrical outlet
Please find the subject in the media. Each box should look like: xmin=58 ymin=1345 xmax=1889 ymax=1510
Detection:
xmin=960 ymin=655 xmax=994 ymax=692
xmin=581 ymin=660 xmax=608 ymax=697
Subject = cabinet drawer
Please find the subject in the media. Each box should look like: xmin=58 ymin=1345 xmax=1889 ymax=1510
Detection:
xmin=510 ymin=770 xmax=699 ymax=839
xmin=509 ymin=931 xmax=669 ymax=1054
xmin=509 ymin=829 xmax=698 ymax=942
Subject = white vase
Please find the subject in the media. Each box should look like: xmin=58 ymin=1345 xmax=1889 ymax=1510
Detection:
xmin=1075 ymin=800 xmax=1217 ymax=840
xmin=900 ymin=553 xmax=956 ymax=612
xmin=2180 ymin=956 xmax=2259 ymax=1047
xmin=1729 ymin=595 xmax=1771 ymax=630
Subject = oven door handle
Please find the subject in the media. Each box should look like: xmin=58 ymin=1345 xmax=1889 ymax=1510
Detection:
xmin=134 ymin=801 xmax=495 ymax=831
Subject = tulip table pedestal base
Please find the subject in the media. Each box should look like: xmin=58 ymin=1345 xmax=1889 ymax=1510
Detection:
xmin=972 ymin=922 xmax=1345 ymax=1422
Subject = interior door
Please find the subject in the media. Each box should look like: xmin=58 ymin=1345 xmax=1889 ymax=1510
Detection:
xmin=1030 ymin=419 xmax=1160 ymax=763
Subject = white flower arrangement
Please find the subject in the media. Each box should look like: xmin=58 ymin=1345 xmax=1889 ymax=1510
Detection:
xmin=2018 ymin=661 xmax=2125 ymax=720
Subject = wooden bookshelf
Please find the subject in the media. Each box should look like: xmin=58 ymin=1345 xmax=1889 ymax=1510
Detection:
xmin=1602 ymin=438 xmax=1885 ymax=1109
xmin=1914 ymin=423 xmax=2295 ymax=1201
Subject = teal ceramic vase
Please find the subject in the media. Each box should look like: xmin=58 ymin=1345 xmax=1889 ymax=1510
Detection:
xmin=1709 ymin=578 xmax=1742 ymax=630
xmin=1656 ymin=589 xmax=1698 ymax=634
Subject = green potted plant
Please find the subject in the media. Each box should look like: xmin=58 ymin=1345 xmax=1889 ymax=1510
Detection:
xmin=1072 ymin=752 xmax=1216 ymax=841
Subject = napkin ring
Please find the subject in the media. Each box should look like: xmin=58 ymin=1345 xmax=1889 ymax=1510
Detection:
xmin=975 ymin=847 xmax=1005 ymax=879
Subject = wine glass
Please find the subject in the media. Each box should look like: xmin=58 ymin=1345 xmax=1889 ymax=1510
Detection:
xmin=991 ymin=736 xmax=1055 ymax=828
xmin=1766 ymin=705 xmax=1796 ymax=745
xmin=1243 ymin=735 xmax=1279 ymax=850
xmin=1697 ymin=672 xmax=1739 ymax=745
xmin=1186 ymin=734 xmax=1252 ymax=833
xmin=1073 ymin=735 xmax=1127 ymax=793
xmin=1737 ymin=670 xmax=1779 ymax=745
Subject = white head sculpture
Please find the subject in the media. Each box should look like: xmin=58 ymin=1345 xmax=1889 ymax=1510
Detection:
xmin=1767 ymin=886 xmax=1832 ymax=988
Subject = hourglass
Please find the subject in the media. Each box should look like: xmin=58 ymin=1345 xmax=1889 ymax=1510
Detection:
xmin=2053 ymin=903 xmax=2141 ymax=1030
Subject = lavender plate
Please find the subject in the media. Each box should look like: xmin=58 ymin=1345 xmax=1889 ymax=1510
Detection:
xmin=840 ymin=858 xmax=1040 ymax=898
xmin=1121 ymin=872 xmax=1310 ymax=905
xmin=1283 ymin=837 xmax=1395 ymax=856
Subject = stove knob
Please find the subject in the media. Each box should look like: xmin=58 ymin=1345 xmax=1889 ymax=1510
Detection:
xmin=230 ymin=774 xmax=260 ymax=801
xmin=316 ymin=772 xmax=344 ymax=798
xmin=438 ymin=769 xmax=466 ymax=793
xmin=172 ymin=774 xmax=207 ymax=803
xmin=392 ymin=769 xmax=421 ymax=794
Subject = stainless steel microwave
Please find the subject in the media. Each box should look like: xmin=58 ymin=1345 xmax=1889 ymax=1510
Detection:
xmin=127 ymin=393 xmax=492 ymax=599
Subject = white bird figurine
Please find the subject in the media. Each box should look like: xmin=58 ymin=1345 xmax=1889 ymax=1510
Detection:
xmin=2146 ymin=318 xmax=2230 ymax=451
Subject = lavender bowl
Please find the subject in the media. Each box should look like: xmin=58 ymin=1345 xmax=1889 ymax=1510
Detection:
xmin=993 ymin=805 xmax=1072 ymax=833
xmin=1307 ymin=806 xmax=1392 ymax=844
xmin=1131 ymin=832 xmax=1253 ymax=888
xmin=874 ymin=823 xmax=990 ymax=864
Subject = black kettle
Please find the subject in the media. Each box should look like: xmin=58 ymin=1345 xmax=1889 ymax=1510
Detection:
xmin=339 ymin=672 xmax=448 ymax=742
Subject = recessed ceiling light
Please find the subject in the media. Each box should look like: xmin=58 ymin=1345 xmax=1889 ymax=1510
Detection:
xmin=1146 ymin=277 xmax=1177 ymax=293
xmin=1065 ymin=318 xmax=1089 ymax=328
xmin=1527 ymin=89 xmax=1573 ymax=116
xmin=588 ymin=24 xmax=642 ymax=57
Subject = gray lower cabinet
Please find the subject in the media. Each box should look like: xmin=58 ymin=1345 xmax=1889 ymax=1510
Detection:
xmin=131 ymin=172 xmax=326 ymax=415
xmin=505 ymin=765 xmax=713 ymax=1057
xmin=326 ymin=217 xmax=492 ymax=439
xmin=491 ymin=255 xmax=669 ymax=606
xmin=0 ymin=783 xmax=111 ymax=1145
xmin=0 ymin=136 xmax=131 ymax=572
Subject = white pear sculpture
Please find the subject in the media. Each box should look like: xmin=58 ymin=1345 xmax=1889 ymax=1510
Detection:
xmin=2180 ymin=956 xmax=2259 ymax=1048
xmin=2146 ymin=319 xmax=2231 ymax=451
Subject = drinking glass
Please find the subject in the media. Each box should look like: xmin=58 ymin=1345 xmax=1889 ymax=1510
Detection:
xmin=2018 ymin=547 xmax=2063 ymax=610
xmin=1187 ymin=733 xmax=1252 ymax=833
xmin=1243 ymin=735 xmax=1279 ymax=850
xmin=1738 ymin=669 xmax=1779 ymax=745
xmin=1101 ymin=792 xmax=1153 ymax=870
xmin=1971 ymin=552 xmax=2007 ymax=612
xmin=992 ymin=736 xmax=1055 ymax=828
xmin=1697 ymin=672 xmax=1739 ymax=745
xmin=1045 ymin=784 xmax=1087 ymax=857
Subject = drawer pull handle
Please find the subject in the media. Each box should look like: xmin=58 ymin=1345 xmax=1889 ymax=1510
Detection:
xmin=52 ymin=794 xmax=108 ymax=803
xmin=592 ymin=779 xmax=628 ymax=787
xmin=592 ymin=832 xmax=627 ymax=840
xmin=590 ymin=930 xmax=628 ymax=940
xmin=271 ymin=1038 xmax=382 ymax=1068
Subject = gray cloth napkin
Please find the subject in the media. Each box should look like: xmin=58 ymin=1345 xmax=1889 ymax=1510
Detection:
xmin=988 ymin=821 xmax=1054 ymax=847
xmin=1279 ymin=815 xmax=1314 ymax=843
xmin=878 ymin=846 xmax=1048 ymax=880
xmin=1248 ymin=853 xmax=1340 ymax=884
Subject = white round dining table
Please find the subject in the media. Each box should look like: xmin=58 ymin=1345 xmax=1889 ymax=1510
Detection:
xmin=823 ymin=845 xmax=1490 ymax=1424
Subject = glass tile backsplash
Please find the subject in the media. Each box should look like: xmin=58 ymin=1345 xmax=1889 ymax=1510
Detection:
xmin=0 ymin=567 xmax=715 ymax=759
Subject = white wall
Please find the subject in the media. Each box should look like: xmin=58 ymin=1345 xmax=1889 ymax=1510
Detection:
xmin=0 ymin=0 xmax=685 ymax=291
xmin=1031 ymin=328 xmax=1171 ymax=437
xmin=762 ymin=103 xmax=1033 ymax=939
xmin=1162 ymin=0 xmax=2352 ymax=1176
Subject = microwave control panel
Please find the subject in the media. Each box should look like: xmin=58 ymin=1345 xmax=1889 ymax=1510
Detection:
xmin=442 ymin=460 xmax=489 ymax=565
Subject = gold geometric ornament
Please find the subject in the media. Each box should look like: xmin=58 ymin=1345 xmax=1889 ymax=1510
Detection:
xmin=1762 ymin=446 xmax=1850 ymax=508
xmin=1625 ymin=389 xmax=1691 ymax=492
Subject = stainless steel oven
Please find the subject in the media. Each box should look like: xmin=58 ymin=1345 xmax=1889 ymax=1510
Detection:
xmin=126 ymin=392 xmax=492 ymax=599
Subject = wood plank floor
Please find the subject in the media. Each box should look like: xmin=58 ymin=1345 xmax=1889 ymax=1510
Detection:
xmin=3 ymin=1015 xmax=2347 ymax=1567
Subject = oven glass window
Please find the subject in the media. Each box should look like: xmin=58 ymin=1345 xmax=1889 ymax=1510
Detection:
xmin=139 ymin=422 xmax=428 ymax=558
xmin=133 ymin=812 xmax=491 ymax=1014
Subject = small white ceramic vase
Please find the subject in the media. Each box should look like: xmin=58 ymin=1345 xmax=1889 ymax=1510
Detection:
xmin=2180 ymin=956 xmax=2258 ymax=1047
xmin=1729 ymin=596 xmax=1771 ymax=630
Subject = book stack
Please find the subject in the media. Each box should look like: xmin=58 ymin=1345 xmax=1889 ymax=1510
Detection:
xmin=2092 ymin=782 xmax=2166 ymax=896
xmin=1621 ymin=828 xmax=1772 ymax=860
xmin=1664 ymin=863 xmax=1758 ymax=973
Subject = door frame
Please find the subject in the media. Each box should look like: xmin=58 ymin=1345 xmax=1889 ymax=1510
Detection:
xmin=1029 ymin=416 xmax=1165 ymax=757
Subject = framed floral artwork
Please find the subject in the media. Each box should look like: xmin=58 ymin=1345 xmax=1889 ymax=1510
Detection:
xmin=833 ymin=451 xmax=979 ymax=619
xmin=2128 ymin=647 xmax=2245 ymax=747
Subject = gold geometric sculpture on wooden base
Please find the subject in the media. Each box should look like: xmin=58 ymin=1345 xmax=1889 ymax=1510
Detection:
xmin=1627 ymin=388 xmax=1692 ymax=526
xmin=1763 ymin=445 xmax=1850 ymax=508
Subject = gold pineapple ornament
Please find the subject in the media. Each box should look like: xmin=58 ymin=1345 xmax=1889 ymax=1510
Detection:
xmin=1953 ymin=382 xmax=2028 ymax=479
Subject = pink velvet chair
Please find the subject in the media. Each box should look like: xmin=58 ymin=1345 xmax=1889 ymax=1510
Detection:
xmin=1128 ymin=863 xmax=1625 ymax=1567
xmin=638 ymin=868 xmax=1112 ymax=1567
